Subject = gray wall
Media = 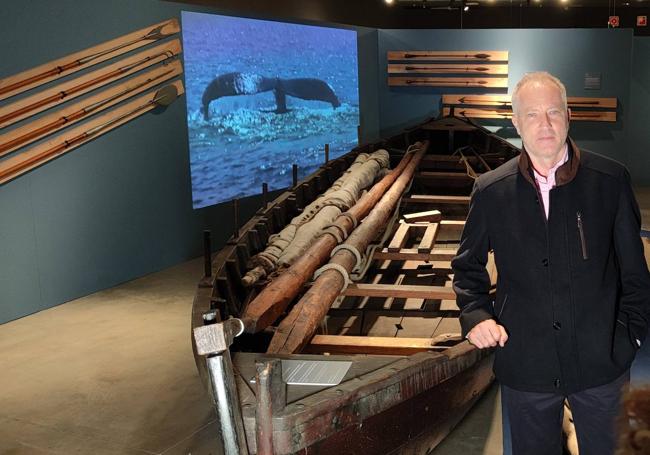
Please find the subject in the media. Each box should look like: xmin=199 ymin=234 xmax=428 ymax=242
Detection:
xmin=377 ymin=28 xmax=635 ymax=163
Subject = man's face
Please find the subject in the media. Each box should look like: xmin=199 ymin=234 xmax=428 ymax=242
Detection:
xmin=511 ymin=81 xmax=570 ymax=162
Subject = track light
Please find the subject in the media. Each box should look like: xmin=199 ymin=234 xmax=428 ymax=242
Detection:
xmin=385 ymin=0 xmax=394 ymax=4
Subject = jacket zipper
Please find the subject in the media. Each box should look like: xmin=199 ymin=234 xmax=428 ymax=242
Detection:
xmin=576 ymin=211 xmax=588 ymax=260
xmin=497 ymin=294 xmax=508 ymax=318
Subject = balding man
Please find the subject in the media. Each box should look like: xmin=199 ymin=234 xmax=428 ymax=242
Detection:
xmin=452 ymin=72 xmax=650 ymax=454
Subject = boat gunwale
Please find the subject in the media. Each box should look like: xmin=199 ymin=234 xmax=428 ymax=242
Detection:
xmin=241 ymin=342 xmax=494 ymax=453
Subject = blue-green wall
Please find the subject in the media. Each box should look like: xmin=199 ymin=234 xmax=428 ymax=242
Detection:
xmin=0 ymin=1 xmax=204 ymax=322
xmin=377 ymin=28 xmax=634 ymax=163
xmin=0 ymin=0 xmax=378 ymax=323
xmin=0 ymin=2 xmax=648 ymax=323
xmin=628 ymin=36 xmax=650 ymax=184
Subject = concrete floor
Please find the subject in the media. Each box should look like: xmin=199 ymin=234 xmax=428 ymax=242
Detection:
xmin=0 ymin=256 xmax=504 ymax=455
xmin=3 ymin=189 xmax=650 ymax=455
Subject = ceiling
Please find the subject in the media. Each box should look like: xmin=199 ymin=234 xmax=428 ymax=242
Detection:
xmin=171 ymin=0 xmax=650 ymax=34
xmin=396 ymin=0 xmax=648 ymax=7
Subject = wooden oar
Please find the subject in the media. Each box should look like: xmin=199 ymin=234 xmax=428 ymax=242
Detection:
xmin=389 ymin=76 xmax=508 ymax=88
xmin=0 ymin=18 xmax=179 ymax=101
xmin=405 ymin=66 xmax=491 ymax=71
xmin=0 ymin=66 xmax=178 ymax=157
xmin=0 ymin=85 xmax=179 ymax=184
xmin=406 ymin=79 xmax=488 ymax=86
xmin=387 ymin=50 xmax=508 ymax=61
xmin=405 ymin=53 xmax=491 ymax=59
xmin=0 ymin=50 xmax=175 ymax=127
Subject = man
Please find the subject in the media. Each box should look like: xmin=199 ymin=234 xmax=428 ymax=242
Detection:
xmin=452 ymin=71 xmax=650 ymax=454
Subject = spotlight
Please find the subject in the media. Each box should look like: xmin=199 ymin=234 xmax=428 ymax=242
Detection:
xmin=464 ymin=5 xmax=470 ymax=10
xmin=385 ymin=0 xmax=394 ymax=4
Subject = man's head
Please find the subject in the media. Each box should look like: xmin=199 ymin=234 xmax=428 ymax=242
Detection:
xmin=511 ymin=72 xmax=570 ymax=163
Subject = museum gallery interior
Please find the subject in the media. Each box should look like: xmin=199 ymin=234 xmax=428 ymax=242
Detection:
xmin=1 ymin=0 xmax=650 ymax=454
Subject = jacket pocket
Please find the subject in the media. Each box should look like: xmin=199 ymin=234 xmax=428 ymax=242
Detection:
xmin=617 ymin=317 xmax=641 ymax=350
xmin=614 ymin=318 xmax=638 ymax=367
xmin=576 ymin=211 xmax=588 ymax=260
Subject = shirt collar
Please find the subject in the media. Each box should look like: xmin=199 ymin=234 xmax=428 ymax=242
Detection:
xmin=532 ymin=144 xmax=569 ymax=184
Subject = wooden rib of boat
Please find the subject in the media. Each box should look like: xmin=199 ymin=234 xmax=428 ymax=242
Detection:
xmin=191 ymin=116 xmax=520 ymax=455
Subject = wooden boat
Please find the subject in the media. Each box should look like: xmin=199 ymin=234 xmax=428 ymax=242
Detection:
xmin=191 ymin=115 xmax=520 ymax=454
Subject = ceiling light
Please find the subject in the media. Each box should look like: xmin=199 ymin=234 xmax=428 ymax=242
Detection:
xmin=385 ymin=0 xmax=394 ymax=4
xmin=464 ymin=5 xmax=470 ymax=10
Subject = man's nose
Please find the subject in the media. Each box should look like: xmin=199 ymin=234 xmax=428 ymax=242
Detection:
xmin=540 ymin=112 xmax=552 ymax=127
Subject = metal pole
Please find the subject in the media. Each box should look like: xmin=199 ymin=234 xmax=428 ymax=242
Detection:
xmin=233 ymin=198 xmax=240 ymax=239
xmin=262 ymin=182 xmax=268 ymax=208
xmin=324 ymin=143 xmax=330 ymax=163
xmin=206 ymin=352 xmax=248 ymax=455
xmin=194 ymin=318 xmax=249 ymax=455
xmin=292 ymin=164 xmax=298 ymax=188
xmin=255 ymin=359 xmax=286 ymax=455
xmin=203 ymin=230 xmax=212 ymax=278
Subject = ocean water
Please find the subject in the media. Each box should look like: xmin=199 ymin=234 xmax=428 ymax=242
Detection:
xmin=181 ymin=12 xmax=360 ymax=209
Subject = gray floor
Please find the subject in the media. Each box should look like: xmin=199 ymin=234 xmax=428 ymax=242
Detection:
xmin=3 ymin=189 xmax=650 ymax=455
xmin=0 ymin=255 xmax=502 ymax=455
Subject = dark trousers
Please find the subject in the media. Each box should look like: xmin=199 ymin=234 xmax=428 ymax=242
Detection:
xmin=501 ymin=371 xmax=629 ymax=455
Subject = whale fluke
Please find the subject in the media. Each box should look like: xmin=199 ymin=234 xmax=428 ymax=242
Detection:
xmin=202 ymin=72 xmax=340 ymax=119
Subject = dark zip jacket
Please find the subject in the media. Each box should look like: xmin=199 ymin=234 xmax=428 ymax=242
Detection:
xmin=452 ymin=138 xmax=650 ymax=393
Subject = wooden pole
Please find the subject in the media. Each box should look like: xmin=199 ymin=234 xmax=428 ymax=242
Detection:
xmin=0 ymin=18 xmax=179 ymax=102
xmin=0 ymin=82 xmax=183 ymax=185
xmin=0 ymin=64 xmax=179 ymax=157
xmin=0 ymin=40 xmax=181 ymax=129
xmin=240 ymin=142 xmax=427 ymax=334
xmin=266 ymin=142 xmax=428 ymax=354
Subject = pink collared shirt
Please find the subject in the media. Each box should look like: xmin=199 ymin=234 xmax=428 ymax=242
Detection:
xmin=532 ymin=144 xmax=568 ymax=219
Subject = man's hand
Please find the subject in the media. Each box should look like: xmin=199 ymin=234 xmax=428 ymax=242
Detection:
xmin=467 ymin=319 xmax=508 ymax=348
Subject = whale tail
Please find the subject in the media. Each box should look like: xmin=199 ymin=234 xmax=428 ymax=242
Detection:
xmin=275 ymin=78 xmax=340 ymax=113
xmin=202 ymin=73 xmax=341 ymax=118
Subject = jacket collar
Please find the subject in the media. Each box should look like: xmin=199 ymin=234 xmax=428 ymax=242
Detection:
xmin=518 ymin=137 xmax=581 ymax=187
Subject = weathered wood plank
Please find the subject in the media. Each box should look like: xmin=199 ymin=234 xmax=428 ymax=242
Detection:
xmin=418 ymin=223 xmax=440 ymax=253
xmin=403 ymin=210 xmax=442 ymax=224
xmin=440 ymin=220 xmax=465 ymax=231
xmin=387 ymin=223 xmax=411 ymax=252
xmin=373 ymin=248 xmax=457 ymax=261
xmin=306 ymin=334 xmax=462 ymax=355
xmin=343 ymin=283 xmax=455 ymax=299
xmin=404 ymin=195 xmax=471 ymax=205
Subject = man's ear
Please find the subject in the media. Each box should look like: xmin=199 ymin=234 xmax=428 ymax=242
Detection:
xmin=511 ymin=113 xmax=520 ymax=135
